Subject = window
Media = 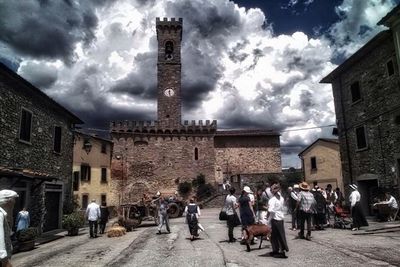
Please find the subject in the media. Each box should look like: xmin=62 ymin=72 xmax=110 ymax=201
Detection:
xmin=397 ymin=158 xmax=400 ymax=179
xmin=387 ymin=60 xmax=395 ymax=76
xmin=101 ymin=168 xmax=107 ymax=183
xmin=355 ymin=126 xmax=368 ymax=150
xmin=311 ymin=157 xmax=317 ymax=170
xmin=81 ymin=165 xmax=91 ymax=182
xmin=194 ymin=147 xmax=199 ymax=160
xmin=101 ymin=194 xmax=107 ymax=205
xmin=53 ymin=126 xmax=62 ymax=153
xmin=350 ymin=81 xmax=361 ymax=103
xmin=101 ymin=142 xmax=107 ymax=154
xmin=73 ymin=171 xmax=79 ymax=191
xmin=19 ymin=108 xmax=32 ymax=142
xmin=82 ymin=194 xmax=89 ymax=209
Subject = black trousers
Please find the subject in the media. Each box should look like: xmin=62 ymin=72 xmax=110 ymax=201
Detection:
xmin=291 ymin=209 xmax=300 ymax=229
xmin=299 ymin=211 xmax=312 ymax=237
xmin=89 ymin=220 xmax=98 ymax=237
xmin=226 ymin=214 xmax=235 ymax=241
xmin=271 ymin=219 xmax=289 ymax=253
xmin=99 ymin=221 xmax=107 ymax=234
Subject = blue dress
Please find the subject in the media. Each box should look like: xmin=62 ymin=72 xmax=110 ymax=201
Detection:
xmin=16 ymin=211 xmax=30 ymax=231
xmin=239 ymin=195 xmax=255 ymax=227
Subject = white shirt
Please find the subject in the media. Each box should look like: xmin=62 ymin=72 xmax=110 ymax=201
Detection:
xmin=86 ymin=202 xmax=100 ymax=221
xmin=386 ymin=196 xmax=398 ymax=209
xmin=290 ymin=191 xmax=299 ymax=201
xmin=349 ymin=190 xmax=361 ymax=207
xmin=265 ymin=187 xmax=273 ymax=199
xmin=0 ymin=207 xmax=7 ymax=259
xmin=225 ymin=195 xmax=237 ymax=215
xmin=268 ymin=193 xmax=285 ymax=221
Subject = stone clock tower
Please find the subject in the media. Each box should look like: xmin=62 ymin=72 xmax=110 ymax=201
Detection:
xmin=156 ymin=17 xmax=183 ymax=127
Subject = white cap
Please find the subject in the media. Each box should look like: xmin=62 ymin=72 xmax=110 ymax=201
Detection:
xmin=0 ymin=190 xmax=19 ymax=205
xmin=156 ymin=191 xmax=161 ymax=196
xmin=293 ymin=184 xmax=300 ymax=189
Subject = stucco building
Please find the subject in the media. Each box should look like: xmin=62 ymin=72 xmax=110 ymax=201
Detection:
xmin=72 ymin=131 xmax=113 ymax=209
xmin=298 ymin=138 xmax=343 ymax=191
xmin=0 ymin=62 xmax=83 ymax=232
xmin=110 ymin=18 xmax=281 ymax=204
xmin=321 ymin=5 xmax=400 ymax=215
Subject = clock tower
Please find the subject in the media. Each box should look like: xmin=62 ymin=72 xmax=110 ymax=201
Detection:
xmin=156 ymin=17 xmax=182 ymax=127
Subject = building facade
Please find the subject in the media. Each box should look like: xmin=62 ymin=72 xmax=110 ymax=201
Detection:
xmin=298 ymin=138 xmax=343 ymax=192
xmin=72 ymin=131 xmax=113 ymax=209
xmin=110 ymin=18 xmax=281 ymax=204
xmin=0 ymin=62 xmax=83 ymax=232
xmin=321 ymin=5 xmax=400 ymax=215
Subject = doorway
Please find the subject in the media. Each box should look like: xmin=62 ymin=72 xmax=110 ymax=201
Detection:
xmin=357 ymin=179 xmax=378 ymax=216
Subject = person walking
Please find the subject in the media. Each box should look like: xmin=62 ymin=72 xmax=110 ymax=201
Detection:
xmin=0 ymin=190 xmax=19 ymax=267
xmin=238 ymin=186 xmax=255 ymax=245
xmin=225 ymin=187 xmax=238 ymax=243
xmin=268 ymin=184 xmax=289 ymax=258
xmin=349 ymin=184 xmax=368 ymax=231
xmin=86 ymin=199 xmax=101 ymax=238
xmin=99 ymin=202 xmax=109 ymax=235
xmin=296 ymin=182 xmax=316 ymax=241
xmin=15 ymin=207 xmax=30 ymax=232
xmin=256 ymin=186 xmax=268 ymax=225
xmin=157 ymin=198 xmax=170 ymax=234
xmin=184 ymin=198 xmax=201 ymax=241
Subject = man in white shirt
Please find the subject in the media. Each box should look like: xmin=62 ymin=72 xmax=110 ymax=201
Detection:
xmin=267 ymin=184 xmax=288 ymax=259
xmin=384 ymin=192 xmax=398 ymax=221
xmin=349 ymin=184 xmax=368 ymax=230
xmin=0 ymin=190 xmax=19 ymax=267
xmin=86 ymin=199 xmax=101 ymax=238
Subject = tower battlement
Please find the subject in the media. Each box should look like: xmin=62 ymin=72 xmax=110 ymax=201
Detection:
xmin=110 ymin=120 xmax=217 ymax=134
xmin=156 ymin=17 xmax=183 ymax=26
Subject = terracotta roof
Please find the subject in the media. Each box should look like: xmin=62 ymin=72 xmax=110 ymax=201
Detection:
xmin=0 ymin=62 xmax=83 ymax=124
xmin=378 ymin=4 xmax=400 ymax=26
xmin=74 ymin=130 xmax=112 ymax=143
xmin=298 ymin=138 xmax=339 ymax=157
xmin=216 ymin=129 xmax=280 ymax=136
xmin=0 ymin=166 xmax=59 ymax=181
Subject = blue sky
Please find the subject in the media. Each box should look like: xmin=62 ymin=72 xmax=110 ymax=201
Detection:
xmin=0 ymin=0 xmax=399 ymax=168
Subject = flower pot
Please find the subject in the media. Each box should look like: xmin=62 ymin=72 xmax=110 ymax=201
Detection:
xmin=68 ymin=228 xmax=79 ymax=236
xmin=18 ymin=239 xmax=35 ymax=252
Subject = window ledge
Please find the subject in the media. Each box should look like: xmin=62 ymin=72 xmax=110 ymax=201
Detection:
xmin=18 ymin=139 xmax=32 ymax=145
xmin=351 ymin=99 xmax=363 ymax=106
xmin=356 ymin=146 xmax=369 ymax=152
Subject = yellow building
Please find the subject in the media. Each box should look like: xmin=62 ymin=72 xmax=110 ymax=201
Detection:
xmin=73 ymin=131 xmax=113 ymax=209
xmin=298 ymin=138 xmax=343 ymax=191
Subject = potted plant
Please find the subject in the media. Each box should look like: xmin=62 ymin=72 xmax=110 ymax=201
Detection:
xmin=17 ymin=227 xmax=38 ymax=252
xmin=62 ymin=212 xmax=84 ymax=236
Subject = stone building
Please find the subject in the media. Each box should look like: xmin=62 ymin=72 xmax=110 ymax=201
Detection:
xmin=298 ymin=138 xmax=343 ymax=191
xmin=110 ymin=18 xmax=281 ymax=204
xmin=0 ymin=62 xmax=83 ymax=232
xmin=72 ymin=131 xmax=113 ymax=209
xmin=321 ymin=5 xmax=400 ymax=215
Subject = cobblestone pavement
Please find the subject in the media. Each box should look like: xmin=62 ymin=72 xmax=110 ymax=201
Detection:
xmin=12 ymin=208 xmax=400 ymax=267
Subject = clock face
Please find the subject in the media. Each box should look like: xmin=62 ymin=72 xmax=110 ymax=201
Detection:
xmin=164 ymin=88 xmax=175 ymax=97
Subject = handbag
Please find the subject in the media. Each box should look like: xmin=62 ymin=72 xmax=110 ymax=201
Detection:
xmin=219 ymin=208 xmax=228 ymax=221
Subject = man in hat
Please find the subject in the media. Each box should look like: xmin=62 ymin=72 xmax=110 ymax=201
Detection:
xmin=349 ymin=184 xmax=368 ymax=231
xmin=268 ymin=184 xmax=289 ymax=258
xmin=86 ymin=199 xmax=101 ymax=238
xmin=296 ymin=182 xmax=316 ymax=240
xmin=0 ymin=189 xmax=19 ymax=266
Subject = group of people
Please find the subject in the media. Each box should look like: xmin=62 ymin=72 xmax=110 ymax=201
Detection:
xmin=85 ymin=200 xmax=110 ymax=238
xmin=224 ymin=183 xmax=289 ymax=258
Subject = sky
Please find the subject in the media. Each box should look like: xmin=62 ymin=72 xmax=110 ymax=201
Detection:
xmin=0 ymin=0 xmax=399 ymax=168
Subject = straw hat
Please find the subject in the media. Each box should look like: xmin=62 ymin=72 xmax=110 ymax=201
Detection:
xmin=299 ymin=182 xmax=310 ymax=191
xmin=243 ymin=186 xmax=253 ymax=194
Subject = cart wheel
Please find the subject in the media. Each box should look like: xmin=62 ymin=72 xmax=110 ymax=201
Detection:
xmin=168 ymin=203 xmax=180 ymax=218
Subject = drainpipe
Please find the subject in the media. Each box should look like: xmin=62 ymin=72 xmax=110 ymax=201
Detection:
xmin=338 ymin=76 xmax=353 ymax=185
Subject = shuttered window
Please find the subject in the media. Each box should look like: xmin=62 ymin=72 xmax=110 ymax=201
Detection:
xmin=54 ymin=126 xmax=62 ymax=153
xmin=19 ymin=108 xmax=32 ymax=142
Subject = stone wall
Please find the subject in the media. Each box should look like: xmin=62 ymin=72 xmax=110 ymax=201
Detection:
xmin=214 ymin=135 xmax=281 ymax=183
xmin=110 ymin=134 xmax=215 ymax=203
xmin=331 ymin=33 xmax=400 ymax=199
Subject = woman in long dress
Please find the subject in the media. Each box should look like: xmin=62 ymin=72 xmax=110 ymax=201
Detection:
xmin=238 ymin=186 xmax=255 ymax=244
xmin=16 ymin=207 xmax=30 ymax=232
xmin=184 ymin=198 xmax=201 ymax=241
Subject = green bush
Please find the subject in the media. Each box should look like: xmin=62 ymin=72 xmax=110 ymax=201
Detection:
xmin=196 ymin=183 xmax=215 ymax=200
xmin=178 ymin=181 xmax=192 ymax=195
xmin=17 ymin=227 xmax=38 ymax=242
xmin=192 ymin=174 xmax=206 ymax=187
xmin=62 ymin=212 xmax=85 ymax=230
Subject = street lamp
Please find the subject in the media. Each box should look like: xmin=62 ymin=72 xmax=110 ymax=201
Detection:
xmin=83 ymin=139 xmax=92 ymax=154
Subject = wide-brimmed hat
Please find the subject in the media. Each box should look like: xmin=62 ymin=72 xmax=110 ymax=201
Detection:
xmin=243 ymin=186 xmax=253 ymax=194
xmin=349 ymin=184 xmax=358 ymax=190
xmin=299 ymin=182 xmax=310 ymax=191
xmin=0 ymin=190 xmax=19 ymax=205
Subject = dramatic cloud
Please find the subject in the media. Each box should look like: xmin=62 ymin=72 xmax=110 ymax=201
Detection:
xmin=0 ymin=0 xmax=397 ymax=167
